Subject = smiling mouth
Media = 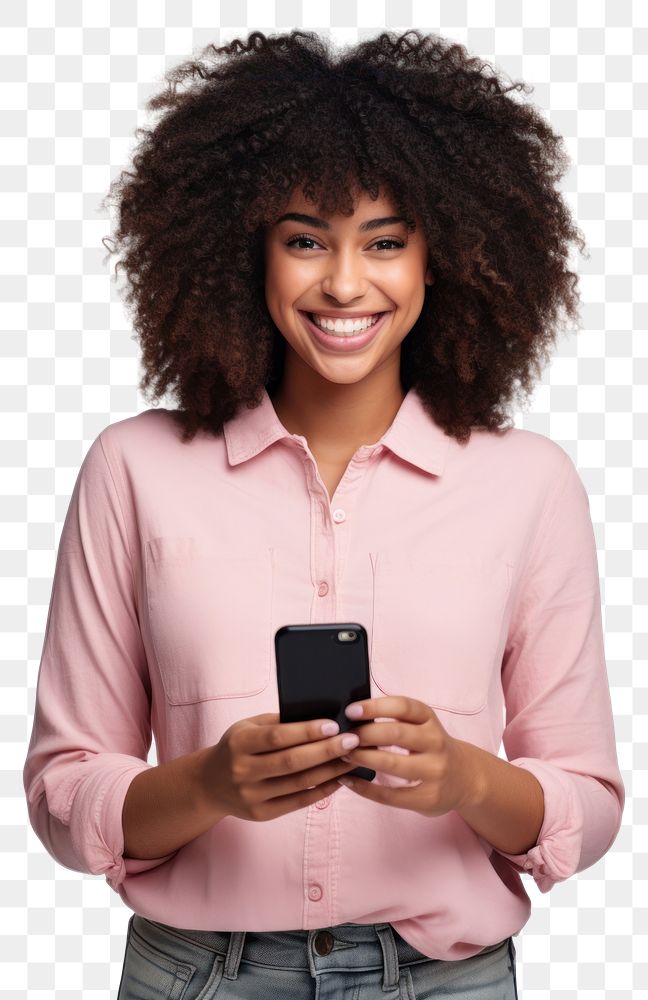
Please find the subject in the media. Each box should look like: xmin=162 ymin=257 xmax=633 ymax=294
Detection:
xmin=302 ymin=311 xmax=387 ymax=336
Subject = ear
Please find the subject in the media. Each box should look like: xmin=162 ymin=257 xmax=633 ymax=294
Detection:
xmin=425 ymin=264 xmax=435 ymax=286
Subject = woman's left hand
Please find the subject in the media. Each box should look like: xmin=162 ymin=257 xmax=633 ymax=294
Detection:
xmin=337 ymin=696 xmax=481 ymax=817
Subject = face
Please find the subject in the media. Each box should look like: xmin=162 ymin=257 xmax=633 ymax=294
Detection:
xmin=263 ymin=185 xmax=433 ymax=388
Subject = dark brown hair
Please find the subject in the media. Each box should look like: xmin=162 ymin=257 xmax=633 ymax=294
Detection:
xmin=101 ymin=28 xmax=587 ymax=445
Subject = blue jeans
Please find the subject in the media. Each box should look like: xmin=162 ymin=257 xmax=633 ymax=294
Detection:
xmin=117 ymin=913 xmax=519 ymax=999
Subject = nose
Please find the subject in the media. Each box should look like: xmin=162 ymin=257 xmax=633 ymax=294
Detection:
xmin=320 ymin=248 xmax=369 ymax=304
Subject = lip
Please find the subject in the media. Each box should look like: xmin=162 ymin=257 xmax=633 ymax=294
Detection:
xmin=307 ymin=310 xmax=387 ymax=318
xmin=299 ymin=310 xmax=390 ymax=353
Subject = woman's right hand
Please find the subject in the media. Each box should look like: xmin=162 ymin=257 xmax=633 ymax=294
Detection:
xmin=200 ymin=713 xmax=360 ymax=821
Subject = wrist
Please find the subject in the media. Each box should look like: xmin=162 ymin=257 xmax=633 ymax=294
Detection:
xmin=451 ymin=738 xmax=486 ymax=811
xmin=194 ymin=745 xmax=229 ymax=821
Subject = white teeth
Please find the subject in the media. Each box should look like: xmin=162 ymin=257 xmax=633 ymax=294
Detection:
xmin=310 ymin=313 xmax=381 ymax=336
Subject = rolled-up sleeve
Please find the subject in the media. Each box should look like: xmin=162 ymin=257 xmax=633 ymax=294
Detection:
xmin=23 ymin=430 xmax=176 ymax=889
xmin=495 ymin=449 xmax=625 ymax=892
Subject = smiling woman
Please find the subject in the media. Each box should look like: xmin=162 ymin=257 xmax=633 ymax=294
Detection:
xmin=24 ymin=25 xmax=623 ymax=1000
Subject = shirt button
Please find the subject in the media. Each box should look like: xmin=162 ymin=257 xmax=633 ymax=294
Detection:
xmin=315 ymin=796 xmax=330 ymax=809
xmin=332 ymin=508 xmax=346 ymax=523
xmin=308 ymin=884 xmax=323 ymax=901
xmin=317 ymin=582 xmax=329 ymax=597
xmin=524 ymin=860 xmax=533 ymax=869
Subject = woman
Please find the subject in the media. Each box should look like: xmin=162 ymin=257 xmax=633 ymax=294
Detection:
xmin=23 ymin=28 xmax=625 ymax=999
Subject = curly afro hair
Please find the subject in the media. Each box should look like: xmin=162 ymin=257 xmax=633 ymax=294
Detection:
xmin=101 ymin=28 xmax=587 ymax=445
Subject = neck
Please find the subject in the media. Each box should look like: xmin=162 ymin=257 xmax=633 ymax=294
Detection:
xmin=269 ymin=359 xmax=406 ymax=458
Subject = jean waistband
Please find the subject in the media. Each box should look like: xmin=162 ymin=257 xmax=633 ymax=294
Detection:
xmin=133 ymin=914 xmax=510 ymax=977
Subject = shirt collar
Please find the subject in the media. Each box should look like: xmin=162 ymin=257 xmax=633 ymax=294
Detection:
xmin=223 ymin=385 xmax=451 ymax=477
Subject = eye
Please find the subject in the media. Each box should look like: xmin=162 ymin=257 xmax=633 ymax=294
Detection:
xmin=285 ymin=234 xmax=321 ymax=250
xmin=372 ymin=239 xmax=405 ymax=251
xmin=285 ymin=234 xmax=405 ymax=252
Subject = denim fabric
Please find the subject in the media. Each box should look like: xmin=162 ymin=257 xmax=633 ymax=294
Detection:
xmin=117 ymin=913 xmax=518 ymax=999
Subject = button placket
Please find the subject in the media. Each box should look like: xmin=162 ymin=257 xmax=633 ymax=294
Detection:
xmin=303 ymin=447 xmax=377 ymax=926
xmin=303 ymin=465 xmax=338 ymax=925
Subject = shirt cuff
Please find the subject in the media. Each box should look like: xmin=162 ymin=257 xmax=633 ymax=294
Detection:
xmin=47 ymin=755 xmax=179 ymax=890
xmin=490 ymin=757 xmax=584 ymax=893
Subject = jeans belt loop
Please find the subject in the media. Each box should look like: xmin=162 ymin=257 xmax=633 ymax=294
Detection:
xmin=374 ymin=923 xmax=399 ymax=990
xmin=222 ymin=930 xmax=247 ymax=980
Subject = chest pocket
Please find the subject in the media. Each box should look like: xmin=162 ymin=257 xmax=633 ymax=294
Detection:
xmin=144 ymin=536 xmax=274 ymax=706
xmin=369 ymin=550 xmax=513 ymax=715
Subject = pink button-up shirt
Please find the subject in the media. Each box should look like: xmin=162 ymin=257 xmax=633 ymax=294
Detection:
xmin=23 ymin=386 xmax=625 ymax=960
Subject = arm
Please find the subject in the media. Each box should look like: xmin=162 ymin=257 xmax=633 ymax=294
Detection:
xmin=122 ymin=745 xmax=227 ymax=860
xmin=452 ymin=739 xmax=545 ymax=856
xmin=458 ymin=450 xmax=625 ymax=891
xmin=23 ymin=429 xmax=215 ymax=889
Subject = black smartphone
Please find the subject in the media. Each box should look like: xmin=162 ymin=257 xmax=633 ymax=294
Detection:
xmin=275 ymin=623 xmax=376 ymax=782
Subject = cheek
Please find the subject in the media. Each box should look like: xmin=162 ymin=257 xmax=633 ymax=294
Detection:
xmin=384 ymin=260 xmax=426 ymax=295
xmin=400 ymin=276 xmax=426 ymax=313
xmin=265 ymin=257 xmax=301 ymax=304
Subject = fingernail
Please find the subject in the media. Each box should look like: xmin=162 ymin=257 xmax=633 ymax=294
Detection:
xmin=337 ymin=776 xmax=355 ymax=787
xmin=341 ymin=733 xmax=360 ymax=750
xmin=321 ymin=721 xmax=339 ymax=736
xmin=345 ymin=704 xmax=363 ymax=719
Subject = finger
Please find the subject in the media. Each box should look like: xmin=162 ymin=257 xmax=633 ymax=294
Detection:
xmin=242 ymin=725 xmax=359 ymax=783
xmin=243 ymin=715 xmax=343 ymax=752
xmin=272 ymin=729 xmax=360 ymax=779
xmin=340 ymin=745 xmax=425 ymax=781
xmin=345 ymin=720 xmax=428 ymax=754
xmin=344 ymin=696 xmax=434 ymax=725
xmin=261 ymin=777 xmax=344 ymax=820
xmin=258 ymin=753 xmax=357 ymax=800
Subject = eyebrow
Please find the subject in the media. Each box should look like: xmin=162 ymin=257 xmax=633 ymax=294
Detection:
xmin=274 ymin=212 xmax=408 ymax=232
